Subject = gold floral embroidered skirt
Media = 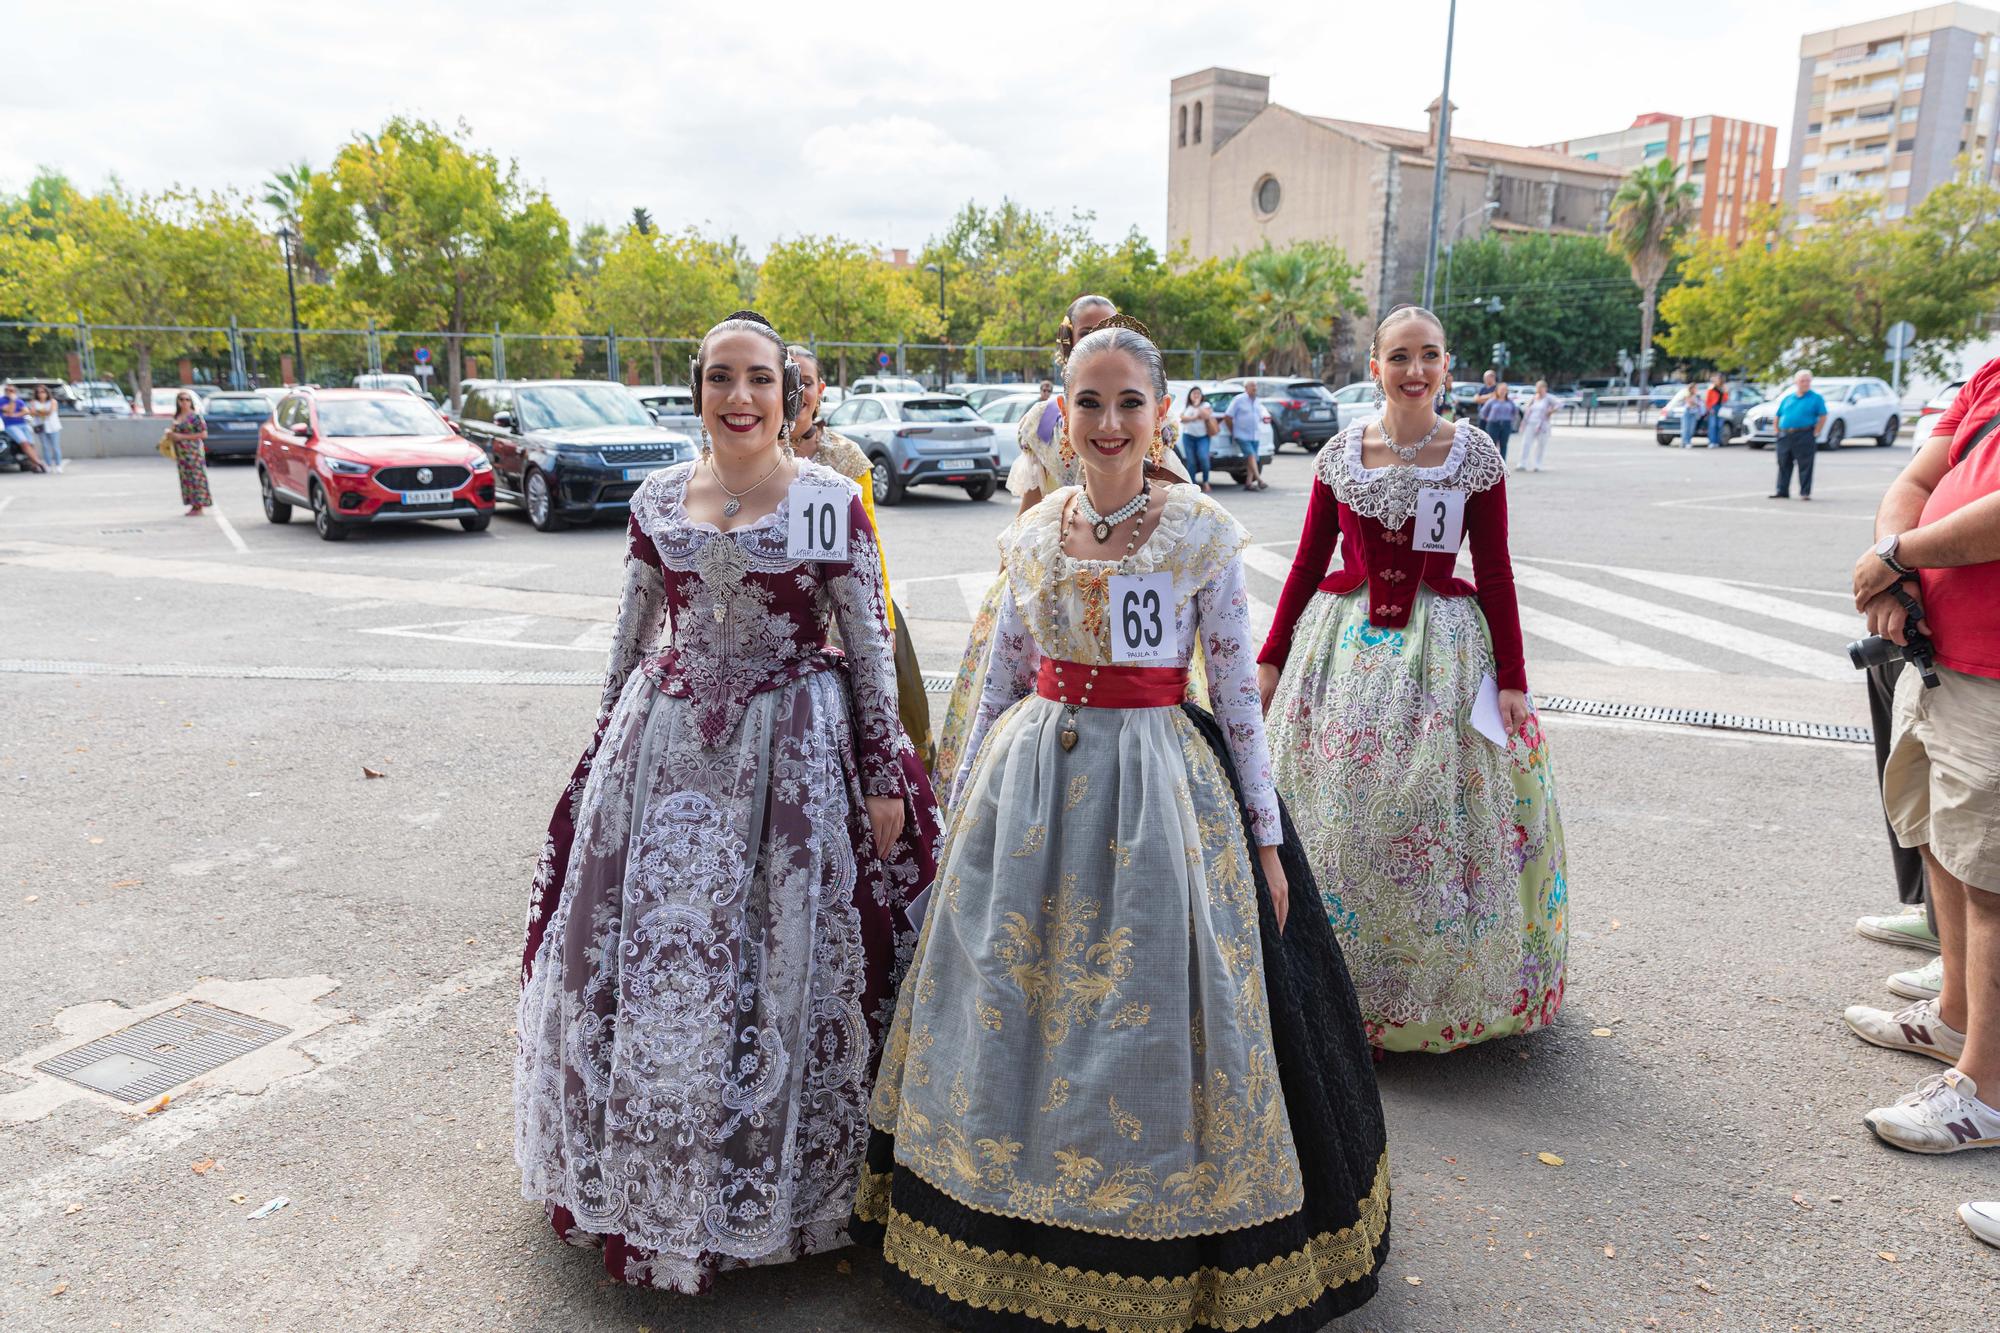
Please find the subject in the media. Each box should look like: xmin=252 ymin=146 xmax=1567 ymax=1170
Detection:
xmin=855 ymin=698 xmax=1389 ymax=1331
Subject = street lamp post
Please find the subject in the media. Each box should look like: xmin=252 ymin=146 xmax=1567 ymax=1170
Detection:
xmin=277 ymin=225 xmax=304 ymax=383
xmin=1440 ymin=201 xmax=1499 ymax=319
xmin=923 ymin=261 xmax=948 ymax=386
xmin=1420 ymin=0 xmax=1459 ymax=308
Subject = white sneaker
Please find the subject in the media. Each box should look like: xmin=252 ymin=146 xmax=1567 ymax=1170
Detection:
xmin=1843 ymin=996 xmax=1965 ymax=1063
xmin=1866 ymin=1070 xmax=2000 ymax=1153
xmin=1887 ymin=955 xmax=1945 ymax=1002
xmin=1962 ymin=1201 xmax=2000 ymax=1248
xmin=1855 ymin=904 xmax=1941 ymax=952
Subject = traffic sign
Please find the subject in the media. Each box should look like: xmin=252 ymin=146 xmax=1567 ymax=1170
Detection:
xmin=877 ymin=352 xmax=890 ymax=368
xmin=414 ymin=346 xmax=432 ymax=365
xmin=1886 ymin=320 xmax=1916 ymax=353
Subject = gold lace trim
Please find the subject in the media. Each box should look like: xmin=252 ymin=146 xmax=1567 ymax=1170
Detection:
xmin=875 ymin=1152 xmax=1388 ymax=1333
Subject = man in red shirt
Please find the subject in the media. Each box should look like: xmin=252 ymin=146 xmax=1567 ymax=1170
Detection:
xmin=1843 ymin=356 xmax=2000 ymax=1184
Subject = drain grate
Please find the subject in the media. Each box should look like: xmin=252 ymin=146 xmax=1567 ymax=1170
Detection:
xmin=35 ymin=1001 xmax=291 ymax=1103
xmin=1534 ymin=694 xmax=1870 ymax=744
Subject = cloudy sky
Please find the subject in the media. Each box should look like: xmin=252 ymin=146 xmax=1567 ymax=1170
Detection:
xmin=2 ymin=1 xmax=1900 ymax=253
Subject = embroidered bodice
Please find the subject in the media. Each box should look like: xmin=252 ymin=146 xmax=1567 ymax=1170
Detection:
xmin=961 ymin=483 xmax=1282 ymax=844
xmin=599 ymin=459 xmax=910 ymax=796
xmin=1262 ymin=421 xmax=1527 ymax=692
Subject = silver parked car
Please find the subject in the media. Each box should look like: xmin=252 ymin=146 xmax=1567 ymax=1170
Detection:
xmin=1742 ymin=376 xmax=1901 ymax=450
xmin=823 ymin=392 xmax=1001 ymax=504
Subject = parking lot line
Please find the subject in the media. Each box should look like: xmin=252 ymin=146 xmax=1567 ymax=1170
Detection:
xmin=210 ymin=505 xmax=250 ymax=554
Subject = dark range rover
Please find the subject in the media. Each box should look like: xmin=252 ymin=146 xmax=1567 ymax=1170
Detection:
xmin=454 ymin=380 xmax=697 ymax=531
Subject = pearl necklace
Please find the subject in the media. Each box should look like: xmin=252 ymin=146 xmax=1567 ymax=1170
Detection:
xmin=708 ymin=451 xmax=783 ymax=518
xmin=1383 ymin=413 xmax=1445 ymax=463
xmin=1076 ymin=480 xmax=1150 ymax=543
xmin=1052 ymin=481 xmax=1152 ymax=751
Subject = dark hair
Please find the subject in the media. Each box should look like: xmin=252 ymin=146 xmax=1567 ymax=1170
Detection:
xmin=1055 ymin=294 xmax=1117 ymax=364
xmin=690 ymin=311 xmax=803 ymax=420
xmin=1369 ymin=304 xmax=1446 ymax=360
xmin=1186 ymin=386 xmax=1204 ymax=404
xmin=31 ymin=384 xmax=50 ymax=399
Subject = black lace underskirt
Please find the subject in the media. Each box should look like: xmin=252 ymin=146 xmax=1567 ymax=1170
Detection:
xmin=851 ymin=704 xmax=1390 ymax=1332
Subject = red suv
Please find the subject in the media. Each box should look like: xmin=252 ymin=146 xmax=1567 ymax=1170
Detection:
xmin=257 ymin=388 xmax=495 ymax=541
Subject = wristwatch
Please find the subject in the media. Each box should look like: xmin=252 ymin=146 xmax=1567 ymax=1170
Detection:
xmin=1875 ymin=533 xmax=1915 ymax=579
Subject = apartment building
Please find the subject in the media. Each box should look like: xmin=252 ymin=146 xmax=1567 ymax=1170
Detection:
xmin=1544 ymin=112 xmax=1778 ymax=243
xmin=1786 ymin=3 xmax=2000 ymax=223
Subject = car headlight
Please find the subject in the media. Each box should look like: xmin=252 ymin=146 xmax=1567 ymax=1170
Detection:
xmin=467 ymin=453 xmax=492 ymax=472
xmin=322 ymin=456 xmax=370 ymax=475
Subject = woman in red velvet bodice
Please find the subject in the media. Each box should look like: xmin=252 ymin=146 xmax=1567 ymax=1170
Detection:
xmin=1254 ymin=306 xmax=1569 ymax=1055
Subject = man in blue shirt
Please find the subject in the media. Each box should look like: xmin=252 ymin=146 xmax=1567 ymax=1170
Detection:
xmin=1772 ymin=369 xmax=1829 ymax=501
xmin=1224 ymin=381 xmax=1266 ymax=489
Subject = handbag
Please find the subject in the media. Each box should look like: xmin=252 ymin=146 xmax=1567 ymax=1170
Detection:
xmin=158 ymin=429 xmax=176 ymax=459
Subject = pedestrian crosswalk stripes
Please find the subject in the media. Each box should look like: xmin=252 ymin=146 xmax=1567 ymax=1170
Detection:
xmin=890 ymin=546 xmax=1863 ymax=684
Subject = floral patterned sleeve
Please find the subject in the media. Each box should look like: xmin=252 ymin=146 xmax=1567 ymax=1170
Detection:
xmin=824 ymin=493 xmax=912 ymax=798
xmin=598 ymin=515 xmax=666 ymax=720
xmin=1196 ymin=554 xmax=1282 ymax=846
xmin=952 ymin=581 xmax=1038 ymax=800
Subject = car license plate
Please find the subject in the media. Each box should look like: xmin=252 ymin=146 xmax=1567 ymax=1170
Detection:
xmin=937 ymin=458 xmax=976 ymax=470
xmin=1309 ymin=409 xmax=1330 ymax=420
xmin=623 ymin=466 xmax=662 ymax=480
xmin=402 ymin=488 xmax=454 ymax=505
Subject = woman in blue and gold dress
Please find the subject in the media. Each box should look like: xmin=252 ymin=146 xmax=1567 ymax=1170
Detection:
xmin=854 ymin=322 xmax=1388 ymax=1331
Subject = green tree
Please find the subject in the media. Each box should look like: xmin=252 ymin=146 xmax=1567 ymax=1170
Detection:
xmin=584 ymin=226 xmax=741 ymax=382
xmin=1607 ymin=158 xmax=1698 ymax=393
xmin=1236 ymin=240 xmax=1365 ymax=376
xmin=260 ymin=160 xmax=320 ymax=277
xmin=6 ymin=184 xmax=285 ymax=408
xmin=1660 ymin=178 xmax=2000 ymax=381
xmin=756 ymin=235 xmax=938 ymax=384
xmin=304 ymin=116 xmax=569 ymax=405
xmin=1435 ymin=232 xmax=1642 ymax=381
xmin=570 ymin=220 xmax=610 ymax=282
xmin=630 ymin=206 xmax=655 ymax=236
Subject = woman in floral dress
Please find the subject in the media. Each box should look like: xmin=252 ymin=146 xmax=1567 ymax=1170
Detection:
xmin=857 ymin=323 xmax=1388 ymax=1332
xmin=1258 ymin=305 xmax=1567 ymax=1054
xmin=167 ymin=391 xmax=212 ymax=515
xmin=515 ymin=312 xmax=942 ymax=1294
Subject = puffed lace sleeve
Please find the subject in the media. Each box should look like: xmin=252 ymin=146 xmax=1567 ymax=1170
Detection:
xmin=951 ymin=581 xmax=1038 ymax=801
xmin=825 ymin=493 xmax=913 ymax=797
xmin=1196 ymin=554 xmax=1282 ymax=846
xmin=599 ymin=514 xmax=667 ymax=720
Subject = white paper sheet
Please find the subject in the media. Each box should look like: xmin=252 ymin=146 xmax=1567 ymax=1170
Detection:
xmin=1470 ymin=672 xmax=1510 ymax=748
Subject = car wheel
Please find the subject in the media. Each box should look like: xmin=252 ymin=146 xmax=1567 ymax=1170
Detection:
xmin=1656 ymin=434 xmax=1673 ymax=446
xmin=525 ymin=467 xmax=566 ymax=531
xmin=1877 ymin=416 xmax=1899 ymax=447
xmin=459 ymin=511 xmax=492 ymax=532
xmin=1821 ymin=420 xmax=1846 ymax=451
xmin=963 ymin=477 xmax=996 ymax=502
xmin=311 ymin=483 xmax=349 ymax=542
xmin=259 ymin=467 xmax=292 ymax=524
xmin=871 ymin=454 xmax=905 ymax=506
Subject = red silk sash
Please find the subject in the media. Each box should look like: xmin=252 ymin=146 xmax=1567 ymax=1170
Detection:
xmin=1035 ymin=659 xmax=1189 ymax=709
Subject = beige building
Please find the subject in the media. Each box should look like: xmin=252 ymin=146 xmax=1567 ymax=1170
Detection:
xmin=1787 ymin=3 xmax=2000 ymax=223
xmin=1545 ymin=112 xmax=1779 ymax=245
xmin=1167 ymin=68 xmax=1624 ymax=373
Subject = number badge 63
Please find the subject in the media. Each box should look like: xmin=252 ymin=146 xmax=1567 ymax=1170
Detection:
xmin=1108 ymin=571 xmax=1175 ymax=664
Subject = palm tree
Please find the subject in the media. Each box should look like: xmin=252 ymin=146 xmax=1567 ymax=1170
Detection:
xmin=260 ymin=160 xmax=319 ymax=278
xmin=1607 ymin=158 xmax=1698 ymax=394
xmin=1238 ymin=241 xmax=1364 ymax=375
xmin=630 ymin=206 xmax=655 ymax=236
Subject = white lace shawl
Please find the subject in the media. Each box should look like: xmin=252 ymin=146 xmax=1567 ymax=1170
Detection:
xmin=1314 ymin=420 xmax=1506 ymax=530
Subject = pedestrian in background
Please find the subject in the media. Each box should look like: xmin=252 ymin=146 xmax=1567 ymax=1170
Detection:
xmin=1179 ymin=383 xmax=1216 ymax=492
xmin=27 ymin=385 xmax=64 ymax=472
xmin=0 ymin=383 xmax=46 ymax=472
xmin=1679 ymin=380 xmax=1704 ymax=448
xmin=1225 ymin=377 xmax=1268 ymax=489
xmin=167 ymin=390 xmax=211 ymax=516
xmin=1704 ymin=372 xmax=1728 ymax=449
xmin=1479 ymin=380 xmax=1519 ymax=463
xmin=1771 ymin=370 xmax=1828 ymax=500
xmin=1518 ymin=379 xmax=1557 ymax=472
xmin=1843 ymin=351 xmax=2000 ymax=1203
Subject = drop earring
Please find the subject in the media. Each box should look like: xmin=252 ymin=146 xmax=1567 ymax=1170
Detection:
xmin=779 ymin=421 xmax=795 ymax=461
xmin=699 ymin=423 xmax=713 ymax=458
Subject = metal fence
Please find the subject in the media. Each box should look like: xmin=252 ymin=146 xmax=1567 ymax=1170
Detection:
xmin=0 ymin=319 xmax=1238 ymax=405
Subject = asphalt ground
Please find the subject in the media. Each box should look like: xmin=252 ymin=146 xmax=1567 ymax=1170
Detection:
xmin=0 ymin=425 xmax=1993 ymax=1331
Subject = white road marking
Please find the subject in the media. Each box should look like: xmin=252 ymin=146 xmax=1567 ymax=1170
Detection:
xmin=1520 ymin=557 xmax=1854 ymax=601
xmin=568 ymin=622 xmax=614 ymax=651
xmin=1507 ymin=563 xmax=1852 ymax=680
xmin=209 ymin=505 xmax=250 ymax=554
xmin=362 ymin=618 xmax=601 ymax=653
xmin=1240 ymin=545 xmax=1300 ymax=582
xmin=0 ymin=495 xmax=14 ymax=517
xmin=1519 ymin=559 xmax=1859 ymax=637
xmin=1517 ymin=605 xmax=1711 ymax=672
xmin=956 ymin=573 xmax=993 ymax=618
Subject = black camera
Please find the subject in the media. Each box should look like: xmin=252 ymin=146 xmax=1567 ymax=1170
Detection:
xmin=1849 ymin=584 xmax=1940 ymax=689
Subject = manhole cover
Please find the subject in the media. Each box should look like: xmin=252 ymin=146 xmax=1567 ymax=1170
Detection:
xmin=34 ymin=1002 xmax=291 ymax=1103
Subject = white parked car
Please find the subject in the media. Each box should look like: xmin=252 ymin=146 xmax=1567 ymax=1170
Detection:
xmin=1742 ymin=376 xmax=1901 ymax=449
xmin=353 ymin=372 xmax=435 ymax=402
xmin=628 ymin=383 xmax=700 ymax=437
xmin=973 ymin=393 xmax=1043 ymax=471
xmin=848 ymin=375 xmax=926 ymax=396
xmin=1913 ymin=380 xmax=1965 ymax=448
xmin=1327 ymin=381 xmax=1381 ymax=432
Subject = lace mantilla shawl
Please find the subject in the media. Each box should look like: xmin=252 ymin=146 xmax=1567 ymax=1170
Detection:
xmin=1315 ymin=420 xmax=1505 ymax=530
xmin=813 ymin=429 xmax=872 ymax=484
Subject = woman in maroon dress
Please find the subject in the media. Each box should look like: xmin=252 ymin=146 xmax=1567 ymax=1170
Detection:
xmin=514 ymin=311 xmax=940 ymax=1293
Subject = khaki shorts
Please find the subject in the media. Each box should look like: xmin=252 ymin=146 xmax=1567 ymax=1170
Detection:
xmin=1884 ymin=663 xmax=2000 ymax=891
